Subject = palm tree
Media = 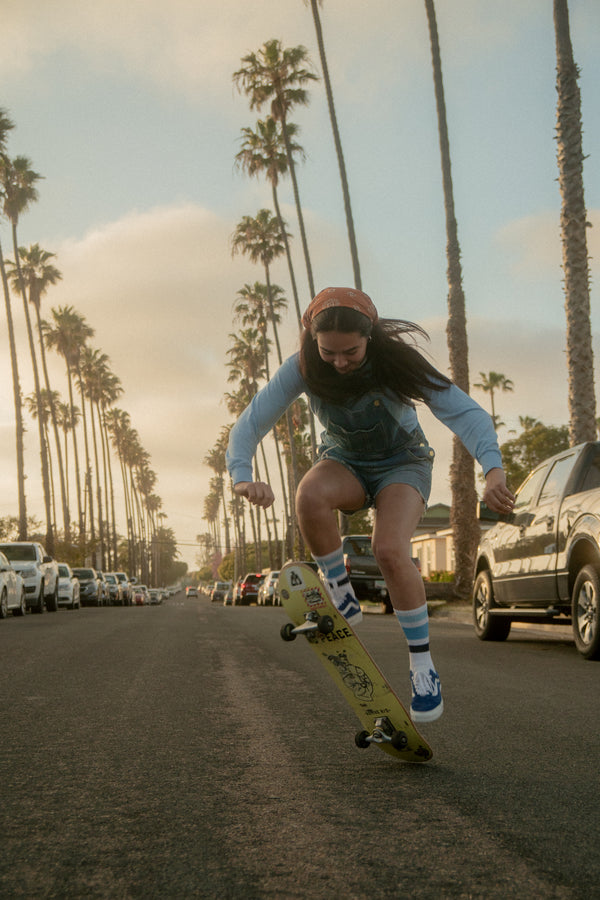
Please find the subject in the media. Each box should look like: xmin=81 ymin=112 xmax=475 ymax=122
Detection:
xmin=474 ymin=371 xmax=514 ymax=431
xmin=303 ymin=0 xmax=362 ymax=289
xmin=96 ymin=371 xmax=123 ymax=569
xmin=80 ymin=347 xmax=114 ymax=568
xmin=1 ymin=156 xmax=54 ymax=550
xmin=56 ymin=399 xmax=79 ymax=512
xmin=233 ymin=39 xmax=319 ymax=299
xmin=231 ymin=210 xmax=302 ymax=552
xmin=235 ymin=118 xmax=304 ymax=326
xmin=0 ymin=111 xmax=26 ymax=538
xmin=553 ymin=0 xmax=596 ymax=444
xmin=233 ymin=282 xmax=290 ymax=552
xmin=424 ymin=0 xmax=479 ymax=596
xmin=204 ymin=427 xmax=233 ymax=557
xmin=7 ymin=244 xmax=70 ymax=539
xmin=105 ymin=409 xmax=136 ymax=572
xmin=43 ymin=305 xmax=94 ymax=542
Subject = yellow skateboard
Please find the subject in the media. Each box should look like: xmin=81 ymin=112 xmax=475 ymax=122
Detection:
xmin=278 ymin=562 xmax=433 ymax=763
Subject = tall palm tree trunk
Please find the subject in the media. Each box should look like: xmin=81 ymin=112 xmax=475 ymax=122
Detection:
xmin=553 ymin=0 xmax=596 ymax=444
xmin=35 ymin=306 xmax=70 ymax=539
xmin=12 ymin=224 xmax=54 ymax=551
xmin=425 ymin=0 xmax=479 ymax=596
xmin=279 ymin=118 xmax=316 ymax=299
xmin=308 ymin=0 xmax=362 ymax=289
xmin=0 ymin=241 xmax=27 ymax=537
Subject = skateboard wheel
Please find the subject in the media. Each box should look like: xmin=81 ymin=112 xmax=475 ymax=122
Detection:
xmin=280 ymin=622 xmax=297 ymax=642
xmin=355 ymin=730 xmax=371 ymax=749
xmin=318 ymin=615 xmax=334 ymax=635
xmin=391 ymin=730 xmax=408 ymax=750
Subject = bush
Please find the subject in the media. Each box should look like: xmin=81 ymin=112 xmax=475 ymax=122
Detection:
xmin=427 ymin=570 xmax=454 ymax=583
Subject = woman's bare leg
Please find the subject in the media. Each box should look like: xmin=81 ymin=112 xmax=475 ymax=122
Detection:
xmin=296 ymin=460 xmax=366 ymax=623
xmin=296 ymin=460 xmax=365 ymax=554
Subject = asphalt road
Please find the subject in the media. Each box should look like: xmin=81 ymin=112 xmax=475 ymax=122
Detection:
xmin=1 ymin=594 xmax=598 ymax=899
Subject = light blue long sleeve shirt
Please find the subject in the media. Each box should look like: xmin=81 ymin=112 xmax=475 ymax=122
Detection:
xmin=226 ymin=352 xmax=502 ymax=485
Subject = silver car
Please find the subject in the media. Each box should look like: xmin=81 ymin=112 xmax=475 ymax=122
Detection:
xmin=0 ymin=551 xmax=26 ymax=618
xmin=57 ymin=563 xmax=81 ymax=610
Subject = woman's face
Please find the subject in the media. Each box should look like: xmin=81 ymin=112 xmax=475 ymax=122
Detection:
xmin=316 ymin=330 xmax=369 ymax=374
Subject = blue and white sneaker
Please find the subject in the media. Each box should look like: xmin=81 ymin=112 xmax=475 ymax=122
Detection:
xmin=328 ymin=583 xmax=363 ymax=626
xmin=410 ymin=669 xmax=443 ymax=723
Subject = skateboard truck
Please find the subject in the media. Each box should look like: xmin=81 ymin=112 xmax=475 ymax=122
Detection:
xmin=280 ymin=611 xmax=335 ymax=642
xmin=355 ymin=717 xmax=408 ymax=751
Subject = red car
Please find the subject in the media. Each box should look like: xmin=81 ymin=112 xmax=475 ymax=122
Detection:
xmin=235 ymin=573 xmax=264 ymax=606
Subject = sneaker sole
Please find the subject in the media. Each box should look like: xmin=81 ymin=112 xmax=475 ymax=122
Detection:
xmin=410 ymin=699 xmax=444 ymax=723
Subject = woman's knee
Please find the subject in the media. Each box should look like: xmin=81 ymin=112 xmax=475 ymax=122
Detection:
xmin=372 ymin=538 xmax=413 ymax=576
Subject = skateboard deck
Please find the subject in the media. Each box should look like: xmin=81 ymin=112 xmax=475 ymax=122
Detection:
xmin=278 ymin=562 xmax=433 ymax=762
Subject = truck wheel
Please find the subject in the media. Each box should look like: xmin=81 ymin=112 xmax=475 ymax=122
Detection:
xmin=46 ymin=585 xmax=59 ymax=612
xmin=32 ymin=585 xmax=45 ymax=614
xmin=0 ymin=589 xmax=8 ymax=619
xmin=472 ymin=570 xmax=511 ymax=641
xmin=572 ymin=565 xmax=600 ymax=660
xmin=14 ymin=589 xmax=26 ymax=616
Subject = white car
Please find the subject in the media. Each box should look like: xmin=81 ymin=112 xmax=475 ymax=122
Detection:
xmin=57 ymin=563 xmax=81 ymax=610
xmin=0 ymin=551 xmax=27 ymax=618
xmin=258 ymin=570 xmax=280 ymax=606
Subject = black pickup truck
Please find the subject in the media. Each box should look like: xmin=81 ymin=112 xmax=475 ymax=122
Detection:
xmin=473 ymin=441 xmax=600 ymax=659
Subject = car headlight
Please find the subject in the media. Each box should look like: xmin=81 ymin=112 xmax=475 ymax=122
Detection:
xmin=21 ymin=565 xmax=37 ymax=578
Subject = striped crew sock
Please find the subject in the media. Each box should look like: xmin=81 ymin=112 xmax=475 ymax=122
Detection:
xmin=394 ymin=604 xmax=434 ymax=672
xmin=312 ymin=545 xmax=362 ymax=624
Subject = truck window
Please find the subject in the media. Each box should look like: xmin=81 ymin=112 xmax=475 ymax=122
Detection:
xmin=578 ymin=450 xmax=600 ymax=492
xmin=513 ymin=466 xmax=549 ymax=513
xmin=538 ymin=454 xmax=577 ymax=505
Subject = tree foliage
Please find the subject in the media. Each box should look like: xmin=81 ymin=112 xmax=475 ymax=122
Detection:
xmin=500 ymin=421 xmax=570 ymax=490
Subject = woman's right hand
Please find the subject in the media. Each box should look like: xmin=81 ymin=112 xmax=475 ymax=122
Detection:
xmin=233 ymin=481 xmax=275 ymax=509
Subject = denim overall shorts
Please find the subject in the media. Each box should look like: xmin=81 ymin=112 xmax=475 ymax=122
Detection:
xmin=313 ymin=392 xmax=435 ymax=508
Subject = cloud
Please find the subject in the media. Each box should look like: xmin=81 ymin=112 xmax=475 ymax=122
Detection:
xmin=0 ymin=0 xmax=535 ymax=103
xmin=496 ymin=208 xmax=599 ymax=287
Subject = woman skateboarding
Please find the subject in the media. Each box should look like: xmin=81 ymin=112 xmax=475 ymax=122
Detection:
xmin=226 ymin=287 xmax=515 ymax=723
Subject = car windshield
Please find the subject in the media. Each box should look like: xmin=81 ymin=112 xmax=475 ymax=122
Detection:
xmin=58 ymin=565 xmax=70 ymax=576
xmin=0 ymin=544 xmax=36 ymax=561
xmin=74 ymin=569 xmax=94 ymax=578
xmin=345 ymin=537 xmax=373 ymax=557
xmin=105 ymin=575 xmax=117 ymax=583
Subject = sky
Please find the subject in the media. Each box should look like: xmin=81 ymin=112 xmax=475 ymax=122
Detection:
xmin=1 ymin=0 xmax=599 ymax=571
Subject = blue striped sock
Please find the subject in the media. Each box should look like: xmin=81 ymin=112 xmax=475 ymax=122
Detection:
xmin=395 ymin=604 xmax=434 ymax=671
xmin=312 ymin=545 xmax=350 ymax=588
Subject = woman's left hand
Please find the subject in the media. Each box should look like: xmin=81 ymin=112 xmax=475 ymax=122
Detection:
xmin=483 ymin=467 xmax=515 ymax=514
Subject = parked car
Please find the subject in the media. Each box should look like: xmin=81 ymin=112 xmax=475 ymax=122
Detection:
xmin=210 ymin=581 xmax=231 ymax=603
xmin=0 ymin=541 xmax=60 ymax=614
xmin=96 ymin=571 xmax=110 ymax=603
xmin=57 ymin=563 xmax=81 ymax=610
xmin=72 ymin=567 xmax=104 ymax=606
xmin=186 ymin=585 xmax=198 ymax=598
xmin=473 ymin=441 xmax=600 ymax=659
xmin=133 ymin=585 xmax=150 ymax=605
xmin=149 ymin=589 xmax=162 ymax=605
xmin=257 ymin=570 xmax=280 ymax=606
xmin=113 ymin=571 xmax=132 ymax=604
xmin=0 ymin=551 xmax=26 ymax=618
xmin=235 ymin=572 xmax=265 ymax=606
xmin=223 ymin=586 xmax=233 ymax=606
xmin=104 ymin=573 xmax=125 ymax=605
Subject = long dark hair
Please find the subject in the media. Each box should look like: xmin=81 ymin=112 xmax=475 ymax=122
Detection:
xmin=299 ymin=307 xmax=451 ymax=404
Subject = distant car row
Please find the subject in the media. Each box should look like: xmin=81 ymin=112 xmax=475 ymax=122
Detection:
xmin=0 ymin=541 xmax=175 ymax=618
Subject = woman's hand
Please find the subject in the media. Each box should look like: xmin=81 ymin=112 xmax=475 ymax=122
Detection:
xmin=483 ymin=468 xmax=515 ymax=515
xmin=233 ymin=481 xmax=275 ymax=509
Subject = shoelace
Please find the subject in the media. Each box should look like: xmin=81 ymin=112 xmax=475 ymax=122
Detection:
xmin=412 ymin=670 xmax=436 ymax=696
